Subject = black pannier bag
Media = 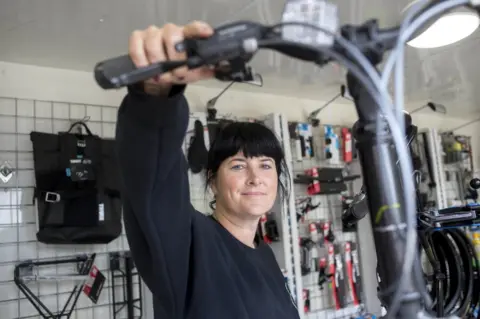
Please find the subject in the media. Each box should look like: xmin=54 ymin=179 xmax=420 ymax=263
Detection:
xmin=30 ymin=121 xmax=122 ymax=244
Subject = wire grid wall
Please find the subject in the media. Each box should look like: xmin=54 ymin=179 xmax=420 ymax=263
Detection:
xmin=289 ymin=123 xmax=361 ymax=319
xmin=0 ymin=96 xmax=140 ymax=319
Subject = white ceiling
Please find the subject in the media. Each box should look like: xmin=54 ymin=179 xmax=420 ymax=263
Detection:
xmin=2 ymin=0 xmax=480 ymax=118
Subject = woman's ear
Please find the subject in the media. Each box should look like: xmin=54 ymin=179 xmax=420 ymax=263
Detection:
xmin=207 ymin=171 xmax=217 ymax=196
xmin=210 ymin=179 xmax=218 ymax=196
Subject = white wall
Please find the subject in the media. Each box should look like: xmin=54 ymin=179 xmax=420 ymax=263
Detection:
xmin=2 ymin=60 xmax=478 ymax=168
xmin=0 ymin=61 xmax=472 ymax=123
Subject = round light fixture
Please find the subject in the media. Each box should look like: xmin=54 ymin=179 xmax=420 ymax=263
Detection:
xmin=407 ymin=11 xmax=480 ymax=49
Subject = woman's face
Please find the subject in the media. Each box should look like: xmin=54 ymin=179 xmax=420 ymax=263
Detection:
xmin=212 ymin=152 xmax=279 ymax=218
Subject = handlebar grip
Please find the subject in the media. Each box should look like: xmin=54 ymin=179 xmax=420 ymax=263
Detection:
xmin=94 ymin=55 xmax=186 ymax=89
xmin=94 ymin=54 xmax=140 ymax=89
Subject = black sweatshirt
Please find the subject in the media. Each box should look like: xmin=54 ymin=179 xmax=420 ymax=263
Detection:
xmin=115 ymin=85 xmax=301 ymax=319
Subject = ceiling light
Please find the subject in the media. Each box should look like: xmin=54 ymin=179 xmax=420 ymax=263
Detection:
xmin=407 ymin=11 xmax=479 ymax=49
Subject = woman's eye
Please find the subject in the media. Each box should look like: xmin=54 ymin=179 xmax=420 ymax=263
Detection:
xmin=261 ymin=164 xmax=273 ymax=169
xmin=231 ymin=165 xmax=244 ymax=170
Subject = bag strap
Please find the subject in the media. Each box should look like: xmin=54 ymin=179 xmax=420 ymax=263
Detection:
xmin=67 ymin=121 xmax=93 ymax=136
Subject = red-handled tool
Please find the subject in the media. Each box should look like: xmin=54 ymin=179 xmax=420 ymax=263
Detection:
xmin=328 ymin=244 xmax=340 ymax=309
xmin=306 ymin=168 xmax=321 ymax=195
xmin=260 ymin=215 xmax=271 ymax=244
xmin=345 ymin=241 xmax=360 ymax=305
xmin=342 ymin=128 xmax=353 ymax=163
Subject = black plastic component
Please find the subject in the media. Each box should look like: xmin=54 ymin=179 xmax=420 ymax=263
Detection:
xmin=342 ymin=187 xmax=369 ymax=230
xmin=418 ymin=205 xmax=480 ymax=229
xmin=317 ymin=260 xmax=330 ymax=289
xmin=187 ymin=120 xmax=208 ymax=174
xmin=94 ymin=56 xmax=185 ymax=89
xmin=265 ymin=220 xmax=280 ymax=242
xmin=109 ymin=251 xmax=143 ymax=319
xmin=297 ymin=197 xmax=320 ymax=221
xmin=311 ymin=119 xmax=320 ymax=127
xmin=325 ymin=227 xmax=335 ymax=243
xmin=349 ymin=69 xmax=424 ymax=316
xmin=470 ymin=178 xmax=480 ymax=189
xmin=300 ymin=238 xmax=315 ymax=276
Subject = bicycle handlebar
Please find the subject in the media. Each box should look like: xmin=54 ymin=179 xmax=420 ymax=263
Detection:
xmin=93 ymin=1 xmax=480 ymax=318
xmin=93 ymin=19 xmax=400 ymax=91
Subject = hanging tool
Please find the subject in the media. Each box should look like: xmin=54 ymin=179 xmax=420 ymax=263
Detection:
xmin=318 ymin=257 xmax=331 ymax=290
xmin=345 ymin=241 xmax=361 ymax=306
xmin=296 ymin=197 xmax=320 ymax=221
xmin=300 ymin=237 xmax=316 ymax=276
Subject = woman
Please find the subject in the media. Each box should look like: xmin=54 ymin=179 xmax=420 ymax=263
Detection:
xmin=115 ymin=20 xmax=300 ymax=319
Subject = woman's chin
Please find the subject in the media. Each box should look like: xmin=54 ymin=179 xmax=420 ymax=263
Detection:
xmin=241 ymin=204 xmax=273 ymax=218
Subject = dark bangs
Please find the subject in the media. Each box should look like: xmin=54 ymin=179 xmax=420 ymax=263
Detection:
xmin=205 ymin=121 xmax=290 ymax=198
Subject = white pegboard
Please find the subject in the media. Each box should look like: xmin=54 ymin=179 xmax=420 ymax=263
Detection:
xmin=0 ymin=97 xmax=137 ymax=319
xmin=427 ymin=129 xmax=448 ymax=209
xmin=437 ymin=129 xmax=475 ymax=207
xmin=289 ymin=123 xmax=361 ymax=318
xmin=278 ymin=113 xmax=305 ymax=316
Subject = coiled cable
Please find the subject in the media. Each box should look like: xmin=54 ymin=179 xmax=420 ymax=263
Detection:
xmin=420 ymin=229 xmax=478 ymax=317
xmin=449 ymin=229 xmax=480 ymax=318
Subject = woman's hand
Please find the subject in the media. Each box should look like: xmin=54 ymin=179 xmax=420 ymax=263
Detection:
xmin=128 ymin=21 xmax=215 ymax=95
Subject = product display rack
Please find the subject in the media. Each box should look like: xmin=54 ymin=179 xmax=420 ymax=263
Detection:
xmin=285 ymin=120 xmax=363 ymax=318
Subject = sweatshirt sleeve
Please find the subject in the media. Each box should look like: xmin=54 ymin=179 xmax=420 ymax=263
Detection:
xmin=115 ymin=84 xmax=194 ymax=318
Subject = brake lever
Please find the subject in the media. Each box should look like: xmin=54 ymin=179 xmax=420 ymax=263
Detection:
xmin=94 ymin=57 xmax=187 ymax=90
xmin=94 ymin=21 xmax=267 ymax=89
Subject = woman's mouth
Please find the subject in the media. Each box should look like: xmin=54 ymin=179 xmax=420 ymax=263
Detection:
xmin=242 ymin=191 xmax=266 ymax=196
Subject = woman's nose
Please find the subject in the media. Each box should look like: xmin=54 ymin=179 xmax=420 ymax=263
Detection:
xmin=247 ymin=170 xmax=261 ymax=185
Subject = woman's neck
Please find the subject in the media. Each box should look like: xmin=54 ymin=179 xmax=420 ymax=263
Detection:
xmin=213 ymin=208 xmax=259 ymax=248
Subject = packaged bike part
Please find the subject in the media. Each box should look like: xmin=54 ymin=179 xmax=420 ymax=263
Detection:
xmin=303 ymin=289 xmax=310 ymax=313
xmin=327 ymin=244 xmax=338 ymax=308
xmin=318 ymin=257 xmax=329 ymax=290
xmin=288 ymin=122 xmax=304 ymax=161
xmin=345 ymin=241 xmax=360 ymax=306
xmin=334 ymin=245 xmax=347 ymax=309
xmin=309 ymin=222 xmax=319 ymax=243
xmin=310 ymin=245 xmax=319 ymax=274
xmin=281 ymin=0 xmax=338 ymax=47
xmin=259 ymin=214 xmax=271 ymax=244
xmin=322 ymin=221 xmax=335 ymax=244
xmin=297 ymin=123 xmax=313 ymax=159
xmin=341 ymin=128 xmax=353 ymax=163
xmin=82 ymin=265 xmax=106 ymax=304
xmin=300 ymin=237 xmax=315 ymax=275
xmin=265 ymin=217 xmax=280 ymax=242
xmin=324 ymin=125 xmax=341 ymax=164
xmin=351 ymin=242 xmax=363 ymax=304
xmin=306 ymin=168 xmax=321 ymax=195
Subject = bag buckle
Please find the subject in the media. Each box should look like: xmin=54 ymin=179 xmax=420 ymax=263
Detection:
xmin=45 ymin=192 xmax=61 ymax=203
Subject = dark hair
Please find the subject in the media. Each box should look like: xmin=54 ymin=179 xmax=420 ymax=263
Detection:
xmin=205 ymin=121 xmax=291 ymax=209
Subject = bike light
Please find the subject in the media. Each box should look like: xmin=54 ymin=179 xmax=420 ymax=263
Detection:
xmin=406 ymin=9 xmax=479 ymax=49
